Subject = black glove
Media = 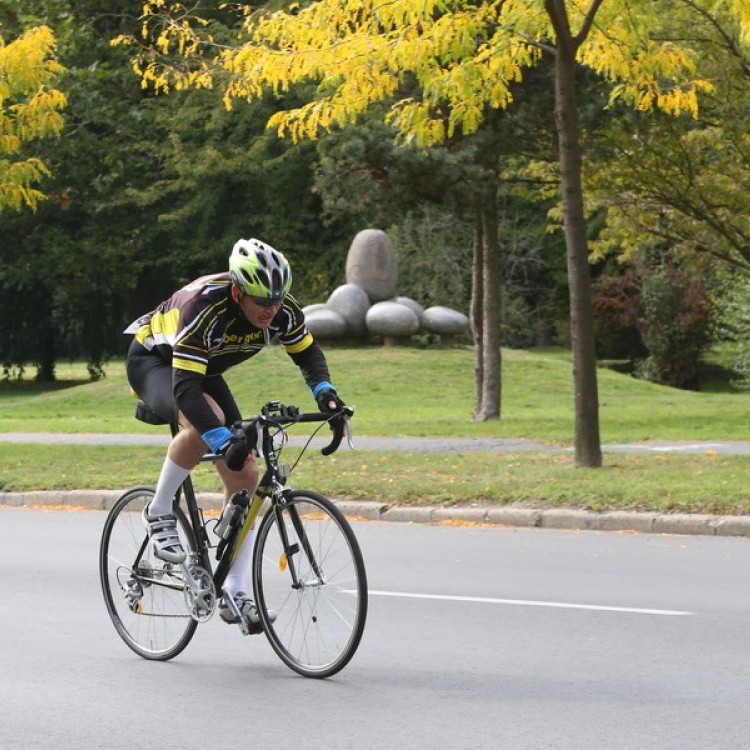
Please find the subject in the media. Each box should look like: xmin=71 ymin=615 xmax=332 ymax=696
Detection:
xmin=315 ymin=388 xmax=345 ymax=414
xmin=223 ymin=436 xmax=250 ymax=471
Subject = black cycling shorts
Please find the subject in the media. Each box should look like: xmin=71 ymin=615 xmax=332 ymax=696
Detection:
xmin=126 ymin=339 xmax=241 ymax=427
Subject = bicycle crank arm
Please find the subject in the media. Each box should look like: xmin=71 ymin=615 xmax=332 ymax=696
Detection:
xmin=222 ymin=594 xmax=251 ymax=636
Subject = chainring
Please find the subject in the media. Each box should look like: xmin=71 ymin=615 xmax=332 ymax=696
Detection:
xmin=182 ymin=564 xmax=217 ymax=622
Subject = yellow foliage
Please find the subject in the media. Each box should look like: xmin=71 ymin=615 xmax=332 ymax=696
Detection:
xmin=735 ymin=0 xmax=750 ymax=45
xmin=121 ymin=0 xmax=742 ymax=145
xmin=0 ymin=157 xmax=50 ymax=213
xmin=0 ymin=25 xmax=66 ymax=211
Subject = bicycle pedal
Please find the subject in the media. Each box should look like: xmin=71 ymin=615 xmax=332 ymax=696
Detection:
xmin=219 ymin=594 xmax=265 ymax=636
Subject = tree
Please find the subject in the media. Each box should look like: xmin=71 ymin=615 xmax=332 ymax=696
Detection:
xmin=0 ymin=2 xmax=164 ymax=379
xmin=136 ymin=88 xmax=347 ymax=303
xmin=0 ymin=24 xmax=66 ymax=210
xmin=122 ymin=0 xmax=742 ymax=465
xmin=587 ymin=2 xmax=750 ymax=274
xmin=579 ymin=3 xmax=750 ymax=390
xmin=313 ymin=111 xmax=529 ymax=420
xmin=0 ymin=1 xmax=352 ymax=380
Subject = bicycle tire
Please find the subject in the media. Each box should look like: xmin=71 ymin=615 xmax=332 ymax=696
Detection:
xmin=252 ymin=490 xmax=368 ymax=678
xmin=99 ymin=486 xmax=199 ymax=661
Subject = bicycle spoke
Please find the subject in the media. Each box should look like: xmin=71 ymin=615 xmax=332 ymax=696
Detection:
xmin=99 ymin=487 xmax=199 ymax=660
xmin=253 ymin=491 xmax=367 ymax=678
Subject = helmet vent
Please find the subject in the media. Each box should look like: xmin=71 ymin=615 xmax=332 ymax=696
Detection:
xmin=270 ymin=269 xmax=281 ymax=294
xmin=256 ymin=268 xmax=270 ymax=288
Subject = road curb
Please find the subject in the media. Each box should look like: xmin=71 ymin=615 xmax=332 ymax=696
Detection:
xmin=2 ymin=490 xmax=750 ymax=538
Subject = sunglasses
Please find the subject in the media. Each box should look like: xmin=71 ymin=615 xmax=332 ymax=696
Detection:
xmin=248 ymin=295 xmax=284 ymax=308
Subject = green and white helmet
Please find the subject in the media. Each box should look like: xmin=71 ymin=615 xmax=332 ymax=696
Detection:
xmin=229 ymin=238 xmax=292 ymax=301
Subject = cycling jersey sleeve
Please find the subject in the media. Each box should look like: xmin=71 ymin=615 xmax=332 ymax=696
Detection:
xmin=272 ymin=296 xmax=333 ymax=393
xmin=173 ymin=369 xmax=222 ymax=435
xmin=288 ymin=342 xmax=332 ymax=392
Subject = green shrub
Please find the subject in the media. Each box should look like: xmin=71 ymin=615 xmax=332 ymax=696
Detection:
xmin=636 ymin=262 xmax=714 ymax=390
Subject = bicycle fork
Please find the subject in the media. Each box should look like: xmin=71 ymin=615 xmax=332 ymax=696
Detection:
xmin=274 ymin=498 xmax=326 ymax=590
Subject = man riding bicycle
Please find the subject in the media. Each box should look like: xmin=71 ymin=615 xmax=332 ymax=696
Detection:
xmin=125 ymin=238 xmax=345 ymax=632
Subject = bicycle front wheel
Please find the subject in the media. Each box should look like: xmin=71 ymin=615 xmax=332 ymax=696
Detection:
xmin=252 ymin=490 xmax=368 ymax=678
xmin=99 ymin=486 xmax=198 ymax=661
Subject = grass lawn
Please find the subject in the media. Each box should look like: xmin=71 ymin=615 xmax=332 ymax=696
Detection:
xmin=1 ymin=345 xmax=749 ymax=513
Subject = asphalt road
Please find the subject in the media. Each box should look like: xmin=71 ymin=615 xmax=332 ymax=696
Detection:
xmin=2 ymin=508 xmax=750 ymax=749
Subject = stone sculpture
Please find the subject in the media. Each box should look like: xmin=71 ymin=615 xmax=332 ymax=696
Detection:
xmin=303 ymin=228 xmax=470 ymax=344
xmin=344 ymin=229 xmax=398 ymax=302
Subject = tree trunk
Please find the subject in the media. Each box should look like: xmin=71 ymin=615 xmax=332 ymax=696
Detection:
xmin=551 ymin=16 xmax=602 ymax=466
xmin=36 ymin=321 xmax=56 ymax=382
xmin=471 ymin=214 xmax=485 ymax=415
xmin=474 ymin=176 xmax=501 ymax=421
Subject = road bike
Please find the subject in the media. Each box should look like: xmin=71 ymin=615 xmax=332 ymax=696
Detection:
xmin=99 ymin=399 xmax=368 ymax=678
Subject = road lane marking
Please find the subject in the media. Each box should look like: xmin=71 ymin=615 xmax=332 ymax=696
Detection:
xmin=367 ymin=590 xmax=692 ymax=616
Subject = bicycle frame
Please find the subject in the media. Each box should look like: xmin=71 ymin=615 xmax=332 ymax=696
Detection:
xmin=170 ymin=403 xmax=344 ymax=599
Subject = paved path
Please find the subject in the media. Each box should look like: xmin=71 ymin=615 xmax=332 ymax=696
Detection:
xmin=3 ymin=432 xmax=750 ymax=538
xmin=4 ymin=432 xmax=750 ymax=454
xmin=0 ymin=431 xmax=545 ymax=452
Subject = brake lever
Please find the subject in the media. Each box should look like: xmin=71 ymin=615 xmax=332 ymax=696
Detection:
xmin=320 ymin=406 xmax=354 ymax=456
xmin=254 ymin=419 xmax=265 ymax=459
xmin=236 ymin=418 xmax=264 ymax=460
xmin=343 ymin=414 xmax=354 ymax=450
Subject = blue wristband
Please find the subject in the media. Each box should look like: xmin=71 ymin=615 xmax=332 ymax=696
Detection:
xmin=201 ymin=426 xmax=234 ymax=453
xmin=312 ymin=381 xmax=335 ymax=398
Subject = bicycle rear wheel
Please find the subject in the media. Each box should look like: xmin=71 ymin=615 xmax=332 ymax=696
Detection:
xmin=252 ymin=490 xmax=368 ymax=678
xmin=99 ymin=486 xmax=198 ymax=660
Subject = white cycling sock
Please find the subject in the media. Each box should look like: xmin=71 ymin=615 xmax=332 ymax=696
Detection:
xmin=223 ymin=531 xmax=255 ymax=598
xmin=148 ymin=457 xmax=190 ymax=518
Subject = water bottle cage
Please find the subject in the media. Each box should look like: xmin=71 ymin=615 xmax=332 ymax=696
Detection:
xmin=214 ymin=491 xmax=250 ymax=560
xmin=215 ymin=504 xmax=240 ymax=540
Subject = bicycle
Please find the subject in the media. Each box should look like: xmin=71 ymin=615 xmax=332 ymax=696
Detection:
xmin=99 ymin=399 xmax=368 ymax=678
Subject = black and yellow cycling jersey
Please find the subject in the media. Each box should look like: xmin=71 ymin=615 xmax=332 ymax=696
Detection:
xmin=126 ymin=273 xmax=316 ymax=376
xmin=125 ymin=272 xmax=331 ymax=434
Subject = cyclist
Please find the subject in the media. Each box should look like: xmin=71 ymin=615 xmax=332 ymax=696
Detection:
xmin=124 ymin=238 xmax=345 ymax=632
